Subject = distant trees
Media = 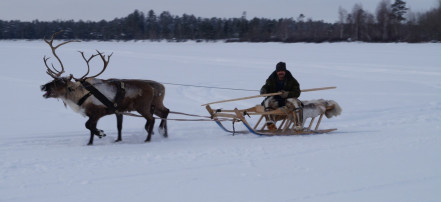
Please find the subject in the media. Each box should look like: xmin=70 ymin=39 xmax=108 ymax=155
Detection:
xmin=417 ymin=0 xmax=441 ymax=41
xmin=337 ymin=0 xmax=440 ymax=42
xmin=0 ymin=0 xmax=440 ymax=42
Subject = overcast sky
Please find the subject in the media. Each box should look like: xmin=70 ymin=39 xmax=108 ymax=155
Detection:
xmin=1 ymin=0 xmax=439 ymax=23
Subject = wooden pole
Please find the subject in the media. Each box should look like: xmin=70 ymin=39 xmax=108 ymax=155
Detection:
xmin=201 ymin=92 xmax=282 ymax=106
xmin=201 ymin=86 xmax=336 ymax=106
xmin=301 ymin=86 xmax=336 ymax=92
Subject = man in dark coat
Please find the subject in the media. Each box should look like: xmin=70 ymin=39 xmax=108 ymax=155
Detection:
xmin=260 ymin=62 xmax=302 ymax=130
xmin=260 ymin=61 xmax=301 ymax=107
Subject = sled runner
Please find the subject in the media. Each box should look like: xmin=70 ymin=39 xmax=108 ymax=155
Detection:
xmin=203 ymin=87 xmax=341 ymax=136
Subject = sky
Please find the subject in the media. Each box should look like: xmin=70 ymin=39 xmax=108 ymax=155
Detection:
xmin=1 ymin=0 xmax=439 ymax=23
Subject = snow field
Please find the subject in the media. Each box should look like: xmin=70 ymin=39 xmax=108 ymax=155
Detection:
xmin=0 ymin=41 xmax=440 ymax=202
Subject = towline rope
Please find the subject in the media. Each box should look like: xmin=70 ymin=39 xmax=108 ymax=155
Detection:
xmin=161 ymin=82 xmax=259 ymax=92
xmin=120 ymin=111 xmax=233 ymax=122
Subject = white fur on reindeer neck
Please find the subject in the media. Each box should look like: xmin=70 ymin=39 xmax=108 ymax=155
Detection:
xmin=85 ymin=78 xmax=117 ymax=106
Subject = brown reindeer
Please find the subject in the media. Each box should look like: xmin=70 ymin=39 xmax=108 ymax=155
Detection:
xmin=40 ymin=31 xmax=169 ymax=145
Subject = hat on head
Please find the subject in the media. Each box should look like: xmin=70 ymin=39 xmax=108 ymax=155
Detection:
xmin=276 ymin=62 xmax=286 ymax=72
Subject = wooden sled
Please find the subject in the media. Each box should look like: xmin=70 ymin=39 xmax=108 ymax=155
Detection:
xmin=206 ymin=104 xmax=336 ymax=136
xmin=203 ymin=87 xmax=338 ymax=136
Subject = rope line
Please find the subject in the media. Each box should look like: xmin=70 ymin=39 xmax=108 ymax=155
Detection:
xmin=161 ymin=82 xmax=259 ymax=92
xmin=169 ymin=111 xmax=211 ymax=118
xmin=120 ymin=111 xmax=234 ymax=122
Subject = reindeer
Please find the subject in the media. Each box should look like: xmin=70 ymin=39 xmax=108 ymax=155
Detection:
xmin=40 ymin=31 xmax=169 ymax=145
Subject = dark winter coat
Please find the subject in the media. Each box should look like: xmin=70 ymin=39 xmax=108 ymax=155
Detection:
xmin=260 ymin=70 xmax=301 ymax=98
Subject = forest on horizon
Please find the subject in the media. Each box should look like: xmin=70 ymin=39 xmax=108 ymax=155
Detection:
xmin=1 ymin=0 xmax=440 ymax=43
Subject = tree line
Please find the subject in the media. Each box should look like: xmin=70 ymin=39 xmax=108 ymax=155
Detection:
xmin=1 ymin=0 xmax=440 ymax=42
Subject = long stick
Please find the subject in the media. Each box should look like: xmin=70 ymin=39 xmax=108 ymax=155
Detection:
xmin=201 ymin=92 xmax=282 ymax=106
xmin=201 ymin=86 xmax=336 ymax=106
xmin=301 ymin=86 xmax=336 ymax=92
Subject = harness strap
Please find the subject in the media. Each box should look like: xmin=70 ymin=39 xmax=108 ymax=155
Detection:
xmin=111 ymin=80 xmax=126 ymax=111
xmin=79 ymin=80 xmax=125 ymax=113
xmin=77 ymin=92 xmax=92 ymax=106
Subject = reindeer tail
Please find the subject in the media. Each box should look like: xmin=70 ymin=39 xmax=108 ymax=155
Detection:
xmin=325 ymin=100 xmax=342 ymax=118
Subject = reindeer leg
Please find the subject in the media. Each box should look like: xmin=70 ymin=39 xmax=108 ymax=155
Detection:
xmin=157 ymin=107 xmax=169 ymax=138
xmin=87 ymin=130 xmax=94 ymax=146
xmin=138 ymin=105 xmax=155 ymax=142
xmin=85 ymin=116 xmax=104 ymax=145
xmin=144 ymin=116 xmax=155 ymax=142
xmin=85 ymin=118 xmax=96 ymax=145
xmin=115 ymin=114 xmax=123 ymax=142
xmin=160 ymin=118 xmax=168 ymax=138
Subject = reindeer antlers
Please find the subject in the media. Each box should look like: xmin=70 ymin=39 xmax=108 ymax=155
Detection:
xmin=73 ymin=50 xmax=113 ymax=81
xmin=43 ymin=31 xmax=113 ymax=80
xmin=88 ymin=50 xmax=113 ymax=79
xmin=43 ymin=31 xmax=80 ymax=78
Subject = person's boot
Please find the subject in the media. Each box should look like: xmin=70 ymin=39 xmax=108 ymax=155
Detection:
xmin=266 ymin=121 xmax=277 ymax=131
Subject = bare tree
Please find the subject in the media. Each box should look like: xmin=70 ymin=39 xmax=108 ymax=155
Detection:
xmin=376 ymin=0 xmax=391 ymax=41
xmin=352 ymin=4 xmax=365 ymax=41
xmin=338 ymin=7 xmax=348 ymax=39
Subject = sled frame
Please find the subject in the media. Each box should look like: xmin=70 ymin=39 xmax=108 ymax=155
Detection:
xmin=206 ymin=105 xmax=337 ymax=136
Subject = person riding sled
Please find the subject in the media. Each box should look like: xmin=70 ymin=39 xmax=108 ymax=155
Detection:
xmin=260 ymin=62 xmax=303 ymax=130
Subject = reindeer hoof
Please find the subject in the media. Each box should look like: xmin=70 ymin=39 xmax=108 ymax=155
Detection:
xmin=96 ymin=130 xmax=106 ymax=138
xmin=159 ymin=128 xmax=168 ymax=138
xmin=115 ymin=139 xmax=122 ymax=142
xmin=145 ymin=139 xmax=151 ymax=142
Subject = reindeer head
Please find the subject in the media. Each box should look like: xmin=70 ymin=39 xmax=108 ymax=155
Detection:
xmin=40 ymin=31 xmax=112 ymax=99
xmin=41 ymin=76 xmax=73 ymax=99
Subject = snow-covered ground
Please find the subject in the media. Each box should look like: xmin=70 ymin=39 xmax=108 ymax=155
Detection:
xmin=1 ymin=40 xmax=440 ymax=202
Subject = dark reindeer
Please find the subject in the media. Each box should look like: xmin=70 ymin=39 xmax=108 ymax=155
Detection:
xmin=40 ymin=32 xmax=169 ymax=145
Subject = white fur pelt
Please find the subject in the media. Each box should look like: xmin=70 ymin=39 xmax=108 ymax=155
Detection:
xmin=263 ymin=96 xmax=278 ymax=110
xmin=264 ymin=97 xmax=342 ymax=120
xmin=301 ymin=99 xmax=342 ymax=119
